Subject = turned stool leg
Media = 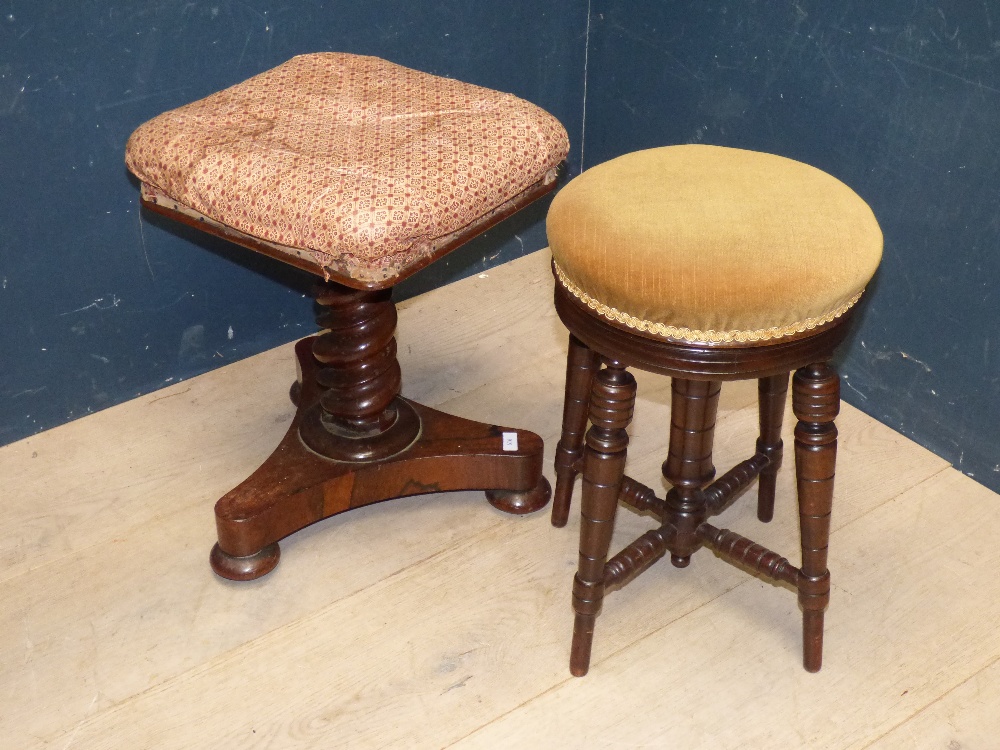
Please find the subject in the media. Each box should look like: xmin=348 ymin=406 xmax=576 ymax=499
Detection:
xmin=792 ymin=363 xmax=839 ymax=672
xmin=662 ymin=378 xmax=721 ymax=568
xmin=570 ymin=361 xmax=636 ymax=676
xmin=552 ymin=334 xmax=600 ymax=527
xmin=756 ymin=373 xmax=789 ymax=522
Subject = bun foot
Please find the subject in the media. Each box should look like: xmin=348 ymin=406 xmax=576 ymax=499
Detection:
xmin=211 ymin=542 xmax=280 ymax=581
xmin=486 ymin=476 xmax=551 ymax=515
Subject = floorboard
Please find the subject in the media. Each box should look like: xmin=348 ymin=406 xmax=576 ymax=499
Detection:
xmin=1 ymin=250 xmax=987 ymax=750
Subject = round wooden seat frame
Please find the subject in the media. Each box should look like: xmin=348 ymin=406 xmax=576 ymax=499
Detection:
xmin=141 ymin=178 xmax=554 ymax=581
xmin=550 ymin=268 xmax=850 ymax=676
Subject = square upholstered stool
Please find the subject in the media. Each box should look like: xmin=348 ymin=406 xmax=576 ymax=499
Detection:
xmin=547 ymin=145 xmax=883 ymax=676
xmin=126 ymin=53 xmax=568 ymax=580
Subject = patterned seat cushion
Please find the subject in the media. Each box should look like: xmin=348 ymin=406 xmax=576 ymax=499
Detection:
xmin=548 ymin=145 xmax=883 ymax=344
xmin=126 ymin=53 xmax=568 ymax=283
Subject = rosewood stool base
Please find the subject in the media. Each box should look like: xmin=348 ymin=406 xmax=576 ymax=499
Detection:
xmin=210 ymin=337 xmax=550 ymax=580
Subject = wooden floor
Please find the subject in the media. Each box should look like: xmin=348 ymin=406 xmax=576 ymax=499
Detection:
xmin=3 ymin=250 xmax=998 ymax=749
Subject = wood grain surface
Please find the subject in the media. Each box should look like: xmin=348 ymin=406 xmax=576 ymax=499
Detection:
xmin=3 ymin=250 xmax=984 ymax=750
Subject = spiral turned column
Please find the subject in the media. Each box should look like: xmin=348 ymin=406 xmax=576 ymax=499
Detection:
xmin=792 ymin=362 xmax=839 ymax=673
xmin=299 ymin=283 xmax=420 ymax=462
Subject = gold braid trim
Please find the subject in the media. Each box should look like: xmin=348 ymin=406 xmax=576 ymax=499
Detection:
xmin=553 ymin=262 xmax=863 ymax=344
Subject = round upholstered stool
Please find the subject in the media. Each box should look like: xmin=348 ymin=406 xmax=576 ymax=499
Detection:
xmin=547 ymin=145 xmax=882 ymax=676
xmin=126 ymin=53 xmax=568 ymax=580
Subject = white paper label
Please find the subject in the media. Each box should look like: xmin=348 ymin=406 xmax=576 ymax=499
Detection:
xmin=502 ymin=432 xmax=518 ymax=452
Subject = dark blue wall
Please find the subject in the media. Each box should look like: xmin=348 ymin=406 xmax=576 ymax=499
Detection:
xmin=0 ymin=0 xmax=586 ymax=443
xmin=5 ymin=1 xmax=998 ymax=493
xmin=584 ymin=1 xmax=1000 ymax=490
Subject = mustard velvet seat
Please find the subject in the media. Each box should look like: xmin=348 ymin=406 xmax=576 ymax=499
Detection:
xmin=547 ymin=145 xmax=882 ymax=343
xmin=548 ymin=145 xmax=883 ymax=678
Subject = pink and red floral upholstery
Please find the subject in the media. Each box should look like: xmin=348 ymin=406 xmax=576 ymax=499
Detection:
xmin=126 ymin=53 xmax=569 ymax=283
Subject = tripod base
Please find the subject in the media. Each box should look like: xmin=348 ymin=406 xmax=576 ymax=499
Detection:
xmin=210 ymin=337 xmax=550 ymax=580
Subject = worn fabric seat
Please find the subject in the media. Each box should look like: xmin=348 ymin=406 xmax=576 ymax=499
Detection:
xmin=547 ymin=145 xmax=882 ymax=343
xmin=125 ymin=54 xmax=568 ymax=582
xmin=547 ymin=145 xmax=883 ymax=677
xmin=127 ymin=52 xmax=568 ymax=285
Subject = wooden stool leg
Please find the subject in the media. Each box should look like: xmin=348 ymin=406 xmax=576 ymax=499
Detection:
xmin=756 ymin=373 xmax=789 ymax=522
xmin=662 ymin=378 xmax=721 ymax=567
xmin=570 ymin=361 xmax=636 ymax=676
xmin=792 ymin=363 xmax=839 ymax=672
xmin=552 ymin=334 xmax=600 ymax=527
